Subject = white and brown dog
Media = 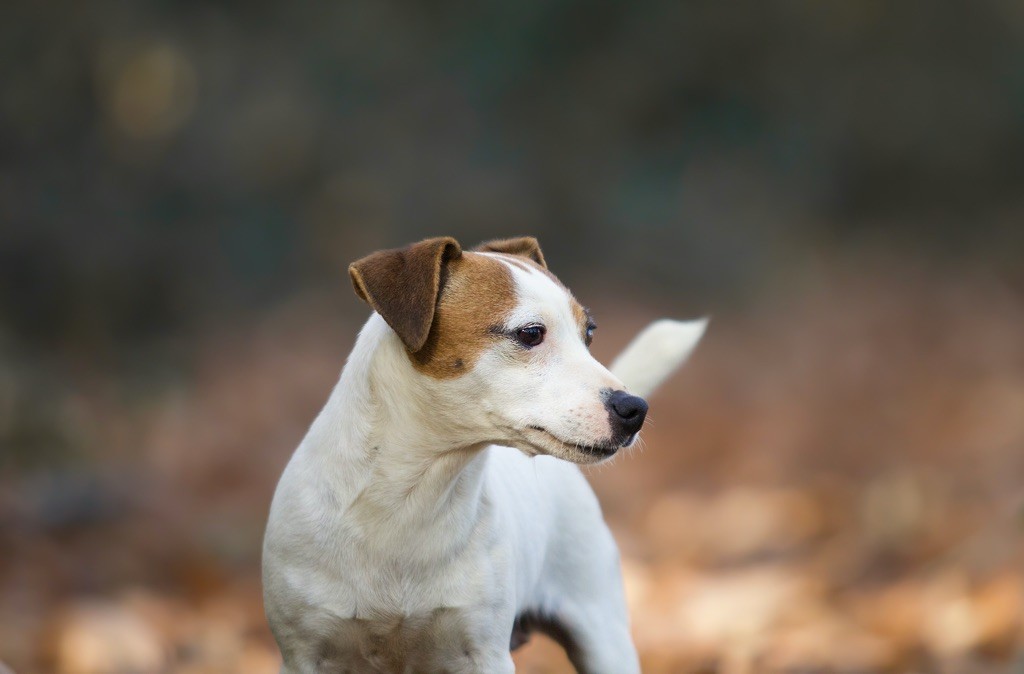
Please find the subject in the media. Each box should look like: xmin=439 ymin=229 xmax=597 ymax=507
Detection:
xmin=262 ymin=237 xmax=706 ymax=673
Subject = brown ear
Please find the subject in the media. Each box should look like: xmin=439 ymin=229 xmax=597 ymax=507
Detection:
xmin=474 ymin=237 xmax=547 ymax=269
xmin=348 ymin=237 xmax=463 ymax=352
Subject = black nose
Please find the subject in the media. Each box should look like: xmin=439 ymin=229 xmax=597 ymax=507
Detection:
xmin=606 ymin=390 xmax=648 ymax=438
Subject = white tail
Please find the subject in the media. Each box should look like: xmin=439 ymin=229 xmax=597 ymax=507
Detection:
xmin=609 ymin=318 xmax=708 ymax=399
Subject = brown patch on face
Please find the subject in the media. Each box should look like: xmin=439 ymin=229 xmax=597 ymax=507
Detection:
xmin=410 ymin=252 xmax=517 ymax=378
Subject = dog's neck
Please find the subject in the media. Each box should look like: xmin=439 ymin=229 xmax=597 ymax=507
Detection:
xmin=303 ymin=315 xmax=491 ymax=557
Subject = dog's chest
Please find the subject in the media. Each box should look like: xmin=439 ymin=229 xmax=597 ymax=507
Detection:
xmin=316 ymin=608 xmax=480 ymax=674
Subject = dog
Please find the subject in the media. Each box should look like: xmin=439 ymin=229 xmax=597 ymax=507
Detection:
xmin=262 ymin=237 xmax=706 ymax=673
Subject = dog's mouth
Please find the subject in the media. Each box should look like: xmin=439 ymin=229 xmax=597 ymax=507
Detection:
xmin=525 ymin=425 xmax=627 ymax=459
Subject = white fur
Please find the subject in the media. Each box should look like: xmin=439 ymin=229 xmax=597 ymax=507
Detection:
xmin=262 ymin=261 xmax=705 ymax=674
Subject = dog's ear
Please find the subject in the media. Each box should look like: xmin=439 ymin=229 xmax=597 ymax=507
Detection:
xmin=474 ymin=237 xmax=547 ymax=269
xmin=349 ymin=237 xmax=463 ymax=352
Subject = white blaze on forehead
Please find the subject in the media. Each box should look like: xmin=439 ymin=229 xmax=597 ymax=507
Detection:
xmin=480 ymin=254 xmax=578 ymax=333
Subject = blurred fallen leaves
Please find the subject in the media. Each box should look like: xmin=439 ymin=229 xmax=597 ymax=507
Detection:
xmin=4 ymin=263 xmax=1024 ymax=673
xmin=642 ymin=487 xmax=825 ymax=564
xmin=37 ymin=586 xmax=279 ymax=674
xmin=49 ymin=600 xmax=165 ymax=674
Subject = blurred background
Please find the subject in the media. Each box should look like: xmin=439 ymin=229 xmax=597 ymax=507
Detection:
xmin=2 ymin=1 xmax=1024 ymax=672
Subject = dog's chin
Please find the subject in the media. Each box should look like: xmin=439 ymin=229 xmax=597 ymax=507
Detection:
xmin=516 ymin=427 xmax=631 ymax=465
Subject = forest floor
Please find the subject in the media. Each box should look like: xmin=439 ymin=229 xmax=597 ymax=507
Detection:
xmin=3 ymin=261 xmax=1023 ymax=673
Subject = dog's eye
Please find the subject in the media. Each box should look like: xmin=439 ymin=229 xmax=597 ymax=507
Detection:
xmin=585 ymin=322 xmax=596 ymax=347
xmin=515 ymin=325 xmax=545 ymax=348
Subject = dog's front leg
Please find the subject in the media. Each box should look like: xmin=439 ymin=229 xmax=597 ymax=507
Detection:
xmin=535 ymin=477 xmax=643 ymax=674
xmin=558 ymin=613 xmax=641 ymax=674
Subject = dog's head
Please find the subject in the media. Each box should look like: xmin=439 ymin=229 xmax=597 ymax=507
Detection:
xmin=349 ymin=236 xmax=647 ymax=464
